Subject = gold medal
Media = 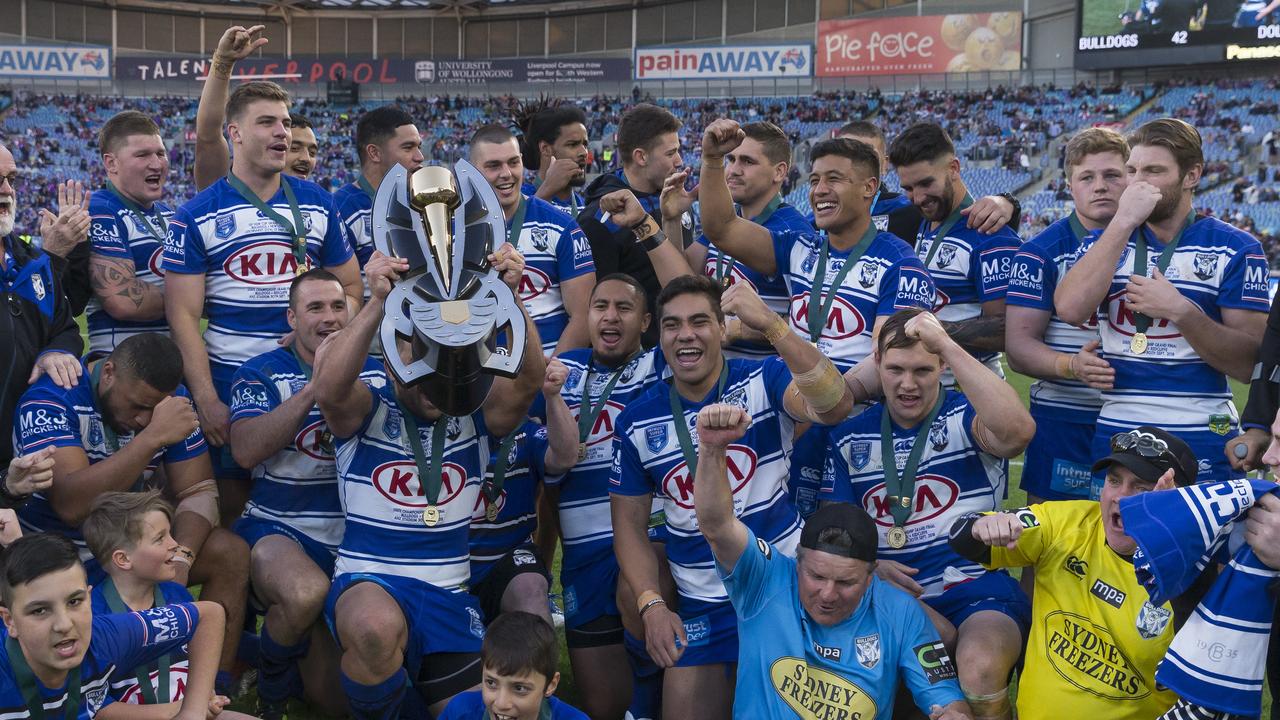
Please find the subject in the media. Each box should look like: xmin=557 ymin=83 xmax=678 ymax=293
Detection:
xmin=577 ymin=442 xmax=587 ymax=461
xmin=887 ymin=526 xmax=907 ymax=549
xmin=423 ymin=505 xmax=440 ymax=526
xmin=485 ymin=503 xmax=498 ymax=522
xmin=1130 ymin=332 xmax=1148 ymax=355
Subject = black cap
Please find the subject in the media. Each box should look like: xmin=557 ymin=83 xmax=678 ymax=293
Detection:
xmin=799 ymin=503 xmax=879 ymax=562
xmin=1090 ymin=426 xmax=1198 ymax=488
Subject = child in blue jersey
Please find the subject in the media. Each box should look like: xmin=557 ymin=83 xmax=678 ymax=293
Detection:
xmin=471 ymin=124 xmax=596 ymax=356
xmin=691 ymin=401 xmax=970 ymax=720
xmin=86 ymin=111 xmax=173 ymax=356
xmin=822 ymin=308 xmax=1035 ymax=720
xmin=1006 ymin=128 xmax=1128 ymax=504
xmin=1055 ymin=118 xmax=1270 ymax=493
xmin=514 ymin=101 xmax=591 ymax=217
xmin=890 ymin=122 xmax=1021 ymax=386
xmin=0 ymin=532 xmax=225 ymax=720
xmin=438 ymin=612 xmax=588 ymax=720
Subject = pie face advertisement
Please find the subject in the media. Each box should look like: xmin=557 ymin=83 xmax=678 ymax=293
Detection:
xmin=817 ymin=12 xmax=1022 ymax=76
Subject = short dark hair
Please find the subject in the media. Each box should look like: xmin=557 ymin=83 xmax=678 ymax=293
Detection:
xmin=481 ymin=611 xmax=558 ymax=682
xmin=592 ymin=272 xmax=649 ymax=308
xmin=888 ymin=122 xmax=956 ymax=168
xmin=470 ymin=123 xmax=516 ymax=150
xmin=1128 ymin=118 xmax=1204 ymax=176
xmin=514 ymin=100 xmax=588 ymax=172
xmin=656 ymin=274 xmax=723 ymax=323
xmin=289 ymin=112 xmax=313 ymax=132
xmin=875 ymin=307 xmax=930 ymax=357
xmin=0 ymin=534 xmax=83 ymax=607
xmin=809 ymin=137 xmax=880 ymax=179
xmin=82 ymin=490 xmax=174 ymax=566
xmin=226 ymin=81 xmax=291 ymax=123
xmin=837 ymin=120 xmax=884 ymax=144
xmin=289 ymin=268 xmax=344 ymax=310
xmin=110 ymin=332 xmax=184 ymax=393
xmin=99 ymin=111 xmax=161 ymax=155
xmin=740 ymin=122 xmax=791 ymax=166
xmin=356 ymin=106 xmax=416 ymax=164
xmin=617 ymin=104 xmax=681 ymax=165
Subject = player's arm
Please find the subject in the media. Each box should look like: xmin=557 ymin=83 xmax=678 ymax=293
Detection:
xmin=163 ymin=270 xmax=230 ymax=447
xmin=482 ymin=245 xmax=547 ymax=438
xmin=314 ymin=252 xmax=403 ymax=438
xmin=162 ymin=450 xmax=217 ymax=583
xmin=684 ymin=241 xmax=709 ymax=278
xmin=1130 ymin=280 xmax=1265 ymax=383
xmin=693 ymin=404 xmax=752 ymax=573
xmin=554 ymin=272 xmax=594 ymax=356
xmin=1057 ymin=182 xmax=1159 ymax=324
xmin=941 ymin=298 xmax=1006 ymax=355
xmin=1005 ymin=305 xmax=1113 ymax=389
xmin=90 ymin=251 xmax=166 ymax=321
xmin=722 ymin=282 xmax=853 ymax=424
xmin=174 ymin=601 xmax=227 ymax=720
xmin=325 ymin=256 xmax=365 ymax=318
xmin=698 ymin=120 xmax=777 ymax=275
xmin=194 ymin=26 xmax=266 ymax=191
xmin=540 ymin=359 xmax=577 ymax=476
xmin=597 ymin=187 xmax=696 ymax=289
xmin=229 ymin=380 xmax=315 ymax=470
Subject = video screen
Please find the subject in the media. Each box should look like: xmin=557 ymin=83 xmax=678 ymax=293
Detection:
xmin=1077 ymin=0 xmax=1279 ymax=52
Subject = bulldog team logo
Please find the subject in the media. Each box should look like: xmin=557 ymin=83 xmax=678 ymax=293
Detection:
xmin=859 ymin=261 xmax=879 ymax=288
xmin=30 ymin=274 xmax=45 ymax=301
xmin=1136 ymin=601 xmax=1172 ymax=639
xmin=88 ymin=418 xmax=104 ymax=448
xmin=1193 ymin=252 xmax=1219 ymax=281
xmin=855 ymin=634 xmax=881 ymax=669
xmin=620 ymin=360 xmax=638 ymax=384
xmin=802 ymin=248 xmax=818 ymax=274
xmin=929 ymin=420 xmax=948 ymax=451
xmin=936 ymin=243 xmax=958 ymax=269
xmin=530 ymin=226 xmax=550 ymax=252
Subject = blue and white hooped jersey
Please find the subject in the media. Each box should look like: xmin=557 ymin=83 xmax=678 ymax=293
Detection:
xmin=543 ymin=347 xmax=667 ymax=572
xmin=509 ymin=196 xmax=595 ymax=352
xmin=521 ymin=180 xmax=586 ymax=217
xmin=470 ymin=419 xmax=551 ymax=581
xmin=611 ymin=357 xmax=801 ymax=609
xmin=1079 ymin=216 xmax=1270 ymax=432
xmin=163 ymin=175 xmax=355 ymax=389
xmin=332 ymin=182 xmax=375 ymax=269
xmin=333 ymin=383 xmax=490 ymax=590
xmin=0 ymin=604 xmax=200 ymax=720
xmin=698 ymin=202 xmax=809 ymax=359
xmin=86 ymin=188 xmax=173 ymax=354
xmin=13 ymin=364 xmax=207 ymax=559
xmin=230 ymin=347 xmax=387 ymax=554
xmin=1007 ymin=216 xmax=1103 ymax=423
xmin=822 ymin=391 xmax=1007 ymax=599
xmin=90 ymin=581 xmax=194 ymax=706
xmin=773 ymin=228 xmax=935 ymax=372
xmin=915 ymin=219 xmax=1020 ymax=378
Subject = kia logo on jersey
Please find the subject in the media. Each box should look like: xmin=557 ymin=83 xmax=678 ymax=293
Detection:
xmin=861 ymin=474 xmax=960 ymax=526
xmin=931 ymin=287 xmax=950 ymax=313
xmin=573 ymin=400 xmax=626 ymax=448
xmin=1106 ymin=290 xmax=1178 ymax=339
xmin=518 ymin=266 xmax=552 ymax=302
xmin=662 ymin=445 xmax=757 ymax=509
xmin=789 ymin=294 xmax=865 ymax=341
xmin=371 ymin=460 xmax=467 ymax=508
xmin=223 ymin=240 xmax=310 ymax=284
xmin=702 ymin=257 xmax=758 ymax=291
xmin=472 ymin=487 xmax=507 ymax=520
xmin=148 ymin=247 xmax=166 ymax=278
xmin=295 ymin=418 xmax=334 ymax=460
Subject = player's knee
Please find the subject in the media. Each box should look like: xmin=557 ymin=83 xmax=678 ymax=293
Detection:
xmin=202 ymin=529 xmax=251 ymax=583
xmin=336 ymin=588 xmax=405 ymax=661
xmin=500 ymin=572 xmax=550 ymax=616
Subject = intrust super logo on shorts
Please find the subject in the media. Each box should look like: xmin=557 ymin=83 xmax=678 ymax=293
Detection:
xmin=769 ymin=657 xmax=876 ymax=719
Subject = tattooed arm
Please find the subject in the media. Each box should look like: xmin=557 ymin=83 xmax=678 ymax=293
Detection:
xmin=941 ymin=299 xmax=1006 ymax=355
xmin=89 ymin=252 xmax=166 ymax=321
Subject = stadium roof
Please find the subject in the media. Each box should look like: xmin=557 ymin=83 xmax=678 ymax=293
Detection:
xmin=180 ymin=0 xmax=548 ymax=9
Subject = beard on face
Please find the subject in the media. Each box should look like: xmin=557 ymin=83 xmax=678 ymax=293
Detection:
xmin=1146 ymin=182 xmax=1185 ymax=224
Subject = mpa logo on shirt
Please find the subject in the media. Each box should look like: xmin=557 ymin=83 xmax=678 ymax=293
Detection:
xmin=371 ymin=460 xmax=467 ymax=508
xmin=662 ymin=445 xmax=757 ymax=509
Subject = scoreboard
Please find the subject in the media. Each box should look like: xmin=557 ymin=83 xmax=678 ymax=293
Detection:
xmin=1075 ymin=0 xmax=1280 ymax=69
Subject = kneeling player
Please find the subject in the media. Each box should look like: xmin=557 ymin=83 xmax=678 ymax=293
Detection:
xmin=823 ymin=309 xmax=1035 ymax=719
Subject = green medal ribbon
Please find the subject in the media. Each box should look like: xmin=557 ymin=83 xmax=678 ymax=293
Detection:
xmin=290 ymin=343 xmax=313 ymax=381
xmin=357 ymin=175 xmax=377 ymax=201
xmin=90 ymin=361 xmax=119 ymax=453
xmin=714 ymin=194 xmax=782 ymax=282
xmin=806 ymin=222 xmax=879 ymax=343
xmin=919 ymin=194 xmax=974 ymax=269
xmin=879 ymin=389 xmax=947 ymax=529
xmin=668 ymin=361 xmax=730 ymax=479
xmin=225 ymin=173 xmax=309 ymax=273
xmin=100 ymin=578 xmax=170 ymax=706
xmin=506 ymin=196 xmax=529 ymax=248
xmin=484 ymin=428 xmax=523 ymax=507
xmin=105 ymin=182 xmax=168 ymax=243
xmin=577 ymin=352 xmax=641 ymax=451
xmin=6 ymin=635 xmax=83 ymax=720
xmin=403 ymin=412 xmax=449 ymax=511
xmin=1066 ymin=210 xmax=1091 ymax=243
xmin=1131 ymin=211 xmax=1197 ymax=336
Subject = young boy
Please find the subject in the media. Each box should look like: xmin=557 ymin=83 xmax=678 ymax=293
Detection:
xmin=437 ymin=611 xmax=588 ymax=720
xmin=81 ymin=492 xmax=252 ymax=719
xmin=0 ymin=531 xmax=224 ymax=719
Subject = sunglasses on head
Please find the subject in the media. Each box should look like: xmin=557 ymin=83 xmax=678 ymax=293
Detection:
xmin=1110 ymin=430 xmax=1174 ymax=466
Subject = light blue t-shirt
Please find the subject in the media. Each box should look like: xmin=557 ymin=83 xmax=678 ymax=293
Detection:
xmin=719 ymin=528 xmax=965 ymax=719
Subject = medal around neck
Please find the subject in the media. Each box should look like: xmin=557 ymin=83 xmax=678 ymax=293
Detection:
xmin=373 ymin=162 xmax=527 ymax=417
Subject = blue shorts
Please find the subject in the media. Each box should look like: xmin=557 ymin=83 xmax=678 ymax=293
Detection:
xmin=324 ymin=573 xmax=485 ymax=677
xmin=788 ymin=425 xmax=828 ymax=519
xmin=562 ymin=558 xmax=621 ymax=630
xmin=925 ymin=570 xmax=1031 ymax=639
xmin=1022 ymin=409 xmax=1097 ymax=501
xmin=1091 ymin=423 xmax=1242 ymax=499
xmin=235 ymin=515 xmax=337 ymax=579
xmin=674 ymin=600 xmax=738 ymax=668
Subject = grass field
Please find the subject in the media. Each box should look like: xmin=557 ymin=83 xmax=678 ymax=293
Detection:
xmin=1080 ymin=0 xmax=1133 ymax=37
